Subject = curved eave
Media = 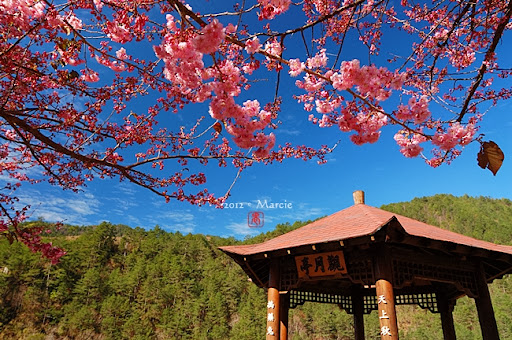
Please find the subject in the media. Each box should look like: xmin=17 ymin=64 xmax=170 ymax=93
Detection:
xmin=220 ymin=204 xmax=512 ymax=258
xmin=220 ymin=216 xmax=512 ymax=287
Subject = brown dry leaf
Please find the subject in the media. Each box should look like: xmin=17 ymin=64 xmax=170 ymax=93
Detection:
xmin=68 ymin=70 xmax=79 ymax=80
xmin=477 ymin=141 xmax=504 ymax=176
xmin=213 ymin=121 xmax=222 ymax=134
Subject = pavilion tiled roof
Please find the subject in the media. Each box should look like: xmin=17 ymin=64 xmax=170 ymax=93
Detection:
xmin=220 ymin=203 xmax=512 ymax=256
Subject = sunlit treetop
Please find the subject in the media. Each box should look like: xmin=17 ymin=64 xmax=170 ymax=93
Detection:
xmin=0 ymin=0 xmax=510 ymax=261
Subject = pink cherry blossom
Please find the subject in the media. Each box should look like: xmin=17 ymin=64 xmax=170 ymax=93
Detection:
xmin=65 ymin=13 xmax=83 ymax=30
xmin=116 ymin=47 xmax=128 ymax=60
xmin=296 ymin=74 xmax=324 ymax=92
xmin=106 ymin=21 xmax=132 ymax=43
xmin=95 ymin=54 xmax=126 ymax=72
xmin=245 ymin=37 xmax=262 ymax=54
xmin=395 ymin=96 xmax=431 ymax=124
xmin=394 ymin=131 xmax=427 ymax=158
xmin=330 ymin=60 xmax=360 ymax=91
xmin=264 ymin=38 xmax=282 ymax=57
xmin=258 ymin=0 xmax=291 ymax=20
xmin=225 ymin=23 xmax=237 ymax=34
xmin=306 ymin=49 xmax=328 ymax=69
xmin=57 ymin=48 xmax=84 ymax=66
xmin=4 ymin=129 xmax=17 ymax=140
xmin=242 ymin=60 xmax=260 ymax=75
xmin=193 ymin=19 xmax=225 ymax=54
xmin=288 ymin=59 xmax=305 ymax=77
xmin=80 ymin=70 xmax=100 ymax=82
xmin=449 ymin=46 xmax=476 ymax=70
xmin=93 ymin=0 xmax=103 ymax=11
xmin=432 ymin=122 xmax=476 ymax=150
xmin=315 ymin=99 xmax=336 ymax=114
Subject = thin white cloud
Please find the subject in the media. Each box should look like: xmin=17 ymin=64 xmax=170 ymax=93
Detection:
xmin=282 ymin=203 xmax=326 ymax=222
xmin=107 ymin=196 xmax=138 ymax=213
xmin=278 ymin=129 xmax=301 ymax=136
xmin=145 ymin=209 xmax=196 ymax=233
xmin=159 ymin=210 xmax=195 ymax=222
xmin=160 ymin=223 xmax=195 ymax=234
xmin=115 ymin=182 xmax=139 ymax=196
xmin=225 ymin=221 xmax=262 ymax=237
xmin=121 ymin=214 xmax=141 ymax=226
xmin=16 ymin=188 xmax=100 ymax=225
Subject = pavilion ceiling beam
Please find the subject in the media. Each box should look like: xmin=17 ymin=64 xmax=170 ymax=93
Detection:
xmin=243 ymin=259 xmax=266 ymax=288
xmin=483 ymin=262 xmax=512 ymax=283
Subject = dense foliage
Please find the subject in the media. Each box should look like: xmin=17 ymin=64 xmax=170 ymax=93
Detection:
xmin=1 ymin=194 xmax=512 ymax=339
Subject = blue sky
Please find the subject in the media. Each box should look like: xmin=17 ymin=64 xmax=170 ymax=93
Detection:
xmin=9 ymin=1 xmax=512 ymax=238
xmin=19 ymin=100 xmax=512 ymax=239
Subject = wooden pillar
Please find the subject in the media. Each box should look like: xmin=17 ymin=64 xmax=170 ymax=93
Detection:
xmin=279 ymin=292 xmax=289 ymax=340
xmin=437 ymin=293 xmax=456 ymax=340
xmin=375 ymin=247 xmax=399 ymax=340
xmin=267 ymin=260 xmax=281 ymax=340
xmin=352 ymin=286 xmax=365 ymax=340
xmin=474 ymin=263 xmax=500 ymax=340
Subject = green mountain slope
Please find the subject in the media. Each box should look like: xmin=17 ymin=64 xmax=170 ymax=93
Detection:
xmin=382 ymin=195 xmax=512 ymax=340
xmin=0 ymin=194 xmax=511 ymax=339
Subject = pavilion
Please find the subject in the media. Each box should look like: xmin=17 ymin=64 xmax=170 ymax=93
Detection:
xmin=220 ymin=191 xmax=512 ymax=339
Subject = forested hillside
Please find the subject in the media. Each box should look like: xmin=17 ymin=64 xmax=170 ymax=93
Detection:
xmin=1 ymin=194 xmax=512 ymax=339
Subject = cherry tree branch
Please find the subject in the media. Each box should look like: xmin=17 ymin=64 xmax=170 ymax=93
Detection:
xmin=0 ymin=110 xmax=174 ymax=199
xmin=457 ymin=0 xmax=512 ymax=122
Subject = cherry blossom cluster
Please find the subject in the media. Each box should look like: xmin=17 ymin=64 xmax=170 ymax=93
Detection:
xmin=257 ymin=0 xmax=291 ymax=20
xmin=394 ymin=130 xmax=427 ymax=158
xmin=338 ymin=108 xmax=389 ymax=145
xmin=154 ymin=16 xmax=275 ymax=157
xmin=395 ymin=96 xmax=431 ymax=124
xmin=432 ymin=122 xmax=476 ymax=151
xmin=294 ymin=55 xmax=408 ymax=145
xmin=1 ymin=0 xmax=511 ymax=262
xmin=0 ymin=0 xmax=45 ymax=32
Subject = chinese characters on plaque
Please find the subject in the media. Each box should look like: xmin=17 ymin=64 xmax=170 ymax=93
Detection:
xmin=294 ymin=251 xmax=347 ymax=278
xmin=295 ymin=251 xmax=347 ymax=278
xmin=378 ymin=294 xmax=392 ymax=337
xmin=381 ymin=326 xmax=392 ymax=336
xmin=266 ymin=300 xmax=275 ymax=336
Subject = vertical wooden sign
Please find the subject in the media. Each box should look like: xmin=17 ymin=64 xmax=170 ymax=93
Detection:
xmin=267 ymin=260 xmax=280 ymax=339
xmin=375 ymin=280 xmax=399 ymax=339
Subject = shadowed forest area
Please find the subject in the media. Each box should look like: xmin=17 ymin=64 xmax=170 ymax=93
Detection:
xmin=1 ymin=194 xmax=512 ymax=339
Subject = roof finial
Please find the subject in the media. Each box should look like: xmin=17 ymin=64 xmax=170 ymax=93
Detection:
xmin=353 ymin=190 xmax=365 ymax=205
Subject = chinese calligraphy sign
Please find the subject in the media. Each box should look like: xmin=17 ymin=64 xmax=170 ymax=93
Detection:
xmin=378 ymin=293 xmax=393 ymax=337
xmin=381 ymin=326 xmax=392 ymax=336
xmin=266 ymin=299 xmax=276 ymax=337
xmin=267 ymin=300 xmax=275 ymax=309
xmin=295 ymin=251 xmax=347 ymax=278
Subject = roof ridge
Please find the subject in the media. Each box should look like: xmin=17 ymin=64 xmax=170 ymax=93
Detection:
xmin=220 ymin=203 xmax=512 ymax=256
xmin=356 ymin=204 xmax=396 ymax=229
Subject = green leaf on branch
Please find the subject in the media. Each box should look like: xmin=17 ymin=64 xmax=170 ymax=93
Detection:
xmin=477 ymin=141 xmax=504 ymax=176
